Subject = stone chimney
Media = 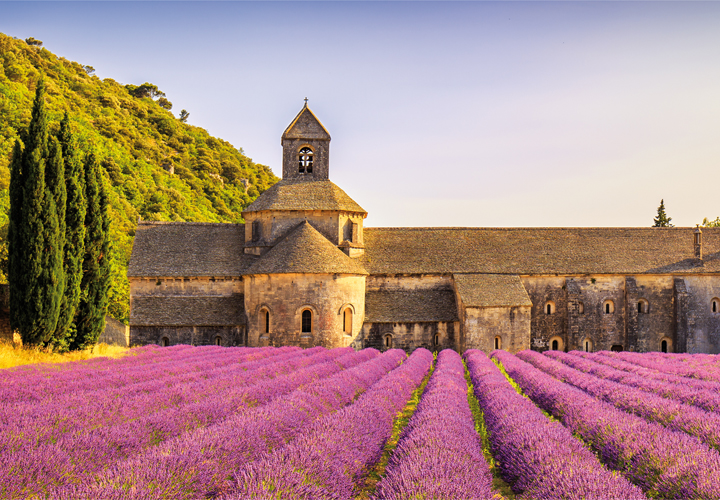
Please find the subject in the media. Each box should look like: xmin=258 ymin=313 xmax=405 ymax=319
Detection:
xmin=694 ymin=225 xmax=703 ymax=260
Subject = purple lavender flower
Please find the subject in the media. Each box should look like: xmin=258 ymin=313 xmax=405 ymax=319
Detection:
xmin=372 ymin=349 xmax=498 ymax=500
xmin=465 ymin=350 xmax=644 ymax=500
xmin=495 ymin=350 xmax=720 ymax=498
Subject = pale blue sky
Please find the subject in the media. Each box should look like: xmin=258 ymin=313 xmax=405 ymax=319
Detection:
xmin=3 ymin=1 xmax=720 ymax=227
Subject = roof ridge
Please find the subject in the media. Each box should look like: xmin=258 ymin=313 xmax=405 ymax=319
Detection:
xmin=137 ymin=221 xmax=243 ymax=227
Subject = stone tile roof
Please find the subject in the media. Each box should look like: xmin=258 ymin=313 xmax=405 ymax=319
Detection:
xmin=246 ymin=221 xmax=368 ymax=276
xmin=128 ymin=222 xmax=256 ymax=277
xmin=364 ymin=289 xmax=458 ymax=323
xmin=243 ymin=179 xmax=366 ymax=214
xmin=130 ymin=295 xmax=245 ymax=326
xmin=362 ymin=227 xmax=720 ymax=275
xmin=282 ymin=104 xmax=331 ymax=141
xmin=453 ymin=274 xmax=532 ymax=308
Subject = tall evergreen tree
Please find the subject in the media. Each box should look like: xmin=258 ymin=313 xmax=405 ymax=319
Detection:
xmin=8 ymin=79 xmax=64 ymax=345
xmin=653 ymin=199 xmax=674 ymax=227
xmin=72 ymin=153 xmax=110 ymax=350
xmin=54 ymin=113 xmax=86 ymax=350
xmin=8 ymin=140 xmax=25 ymax=335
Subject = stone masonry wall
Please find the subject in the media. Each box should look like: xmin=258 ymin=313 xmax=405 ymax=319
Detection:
xmin=681 ymin=276 xmax=720 ymax=354
xmin=132 ymin=325 xmax=245 ymax=347
xmin=462 ymin=306 xmax=531 ymax=353
xmin=244 ymin=211 xmax=364 ymax=251
xmin=244 ymin=273 xmax=366 ymax=349
xmin=362 ymin=321 xmax=458 ymax=352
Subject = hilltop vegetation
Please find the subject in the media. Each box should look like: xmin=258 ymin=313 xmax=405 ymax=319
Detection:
xmin=0 ymin=33 xmax=278 ymax=323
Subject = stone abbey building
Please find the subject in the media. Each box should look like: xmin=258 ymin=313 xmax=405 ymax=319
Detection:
xmin=128 ymin=105 xmax=720 ymax=354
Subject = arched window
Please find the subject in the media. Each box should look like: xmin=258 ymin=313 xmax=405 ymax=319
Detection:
xmin=264 ymin=310 xmax=270 ymax=334
xmin=712 ymin=298 xmax=719 ymax=313
xmin=578 ymin=302 xmax=584 ymax=314
xmin=301 ymin=309 xmax=312 ymax=333
xmin=494 ymin=336 xmax=501 ymax=350
xmin=384 ymin=334 xmax=393 ymax=348
xmin=434 ymin=334 xmax=440 ymax=347
xmin=583 ymin=338 xmax=592 ymax=352
xmin=661 ymin=339 xmax=668 ymax=353
xmin=638 ymin=300 xmax=649 ymax=314
xmin=161 ymin=337 xmax=169 ymax=347
xmin=343 ymin=308 xmax=352 ymax=335
xmin=549 ymin=336 xmax=564 ymax=351
xmin=545 ymin=301 xmax=555 ymax=315
xmin=298 ymin=147 xmax=313 ymax=174
xmin=214 ymin=336 xmax=222 ymax=346
xmin=603 ymin=300 xmax=615 ymax=314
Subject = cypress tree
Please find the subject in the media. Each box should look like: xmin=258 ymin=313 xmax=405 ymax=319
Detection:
xmin=8 ymin=79 xmax=64 ymax=345
xmin=54 ymin=113 xmax=86 ymax=350
xmin=653 ymin=199 xmax=674 ymax=227
xmin=8 ymin=140 xmax=25 ymax=335
xmin=73 ymin=153 xmax=110 ymax=350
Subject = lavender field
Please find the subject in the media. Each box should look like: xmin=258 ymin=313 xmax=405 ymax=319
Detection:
xmin=2 ymin=346 xmax=720 ymax=499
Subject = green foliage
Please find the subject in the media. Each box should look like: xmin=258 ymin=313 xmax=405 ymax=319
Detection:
xmin=0 ymin=32 xmax=278 ymax=324
xmin=72 ymin=153 xmax=110 ymax=350
xmin=8 ymin=79 xmax=64 ymax=346
xmin=179 ymin=109 xmax=189 ymax=123
xmin=701 ymin=217 xmax=720 ymax=228
xmin=653 ymin=199 xmax=673 ymax=227
xmin=25 ymin=38 xmax=43 ymax=47
xmin=54 ymin=113 xmax=86 ymax=350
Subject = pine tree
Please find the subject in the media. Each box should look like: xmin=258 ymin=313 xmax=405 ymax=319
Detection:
xmin=653 ymin=199 xmax=674 ymax=227
xmin=72 ymin=153 xmax=110 ymax=350
xmin=8 ymin=79 xmax=64 ymax=345
xmin=54 ymin=113 xmax=86 ymax=350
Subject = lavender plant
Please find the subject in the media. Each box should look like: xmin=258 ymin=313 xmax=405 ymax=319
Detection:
xmin=231 ymin=348 xmax=434 ymax=500
xmin=372 ymin=349 xmax=500 ymax=500
xmin=521 ymin=350 xmax=720 ymax=449
xmin=465 ymin=350 xmax=644 ymax=500
xmin=495 ymin=350 xmax=720 ymax=499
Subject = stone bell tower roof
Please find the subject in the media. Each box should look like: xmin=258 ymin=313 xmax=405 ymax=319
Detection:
xmin=282 ymin=103 xmax=331 ymax=141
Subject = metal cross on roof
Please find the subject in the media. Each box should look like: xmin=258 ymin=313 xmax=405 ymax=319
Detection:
xmin=304 ymin=97 xmax=308 ymax=105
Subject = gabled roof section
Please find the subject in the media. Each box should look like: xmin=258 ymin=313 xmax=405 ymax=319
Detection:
xmin=454 ymin=274 xmax=532 ymax=308
xmin=362 ymin=227 xmax=720 ymax=275
xmin=246 ymin=221 xmax=368 ymax=275
xmin=243 ymin=179 xmax=366 ymax=214
xmin=365 ymin=289 xmax=458 ymax=323
xmin=128 ymin=222 xmax=256 ymax=277
xmin=282 ymin=104 xmax=331 ymax=141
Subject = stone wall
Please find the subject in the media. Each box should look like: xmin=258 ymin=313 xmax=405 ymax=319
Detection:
xmin=681 ymin=276 xmax=720 ymax=354
xmin=244 ymin=211 xmax=364 ymax=252
xmin=99 ymin=316 xmax=129 ymax=347
xmin=361 ymin=321 xmax=458 ymax=352
xmin=244 ymin=273 xmax=366 ymax=349
xmin=626 ymin=276 xmax=675 ymax=353
xmin=462 ymin=306 xmax=531 ymax=353
xmin=130 ymin=277 xmax=242 ymax=297
xmin=132 ymin=325 xmax=245 ymax=346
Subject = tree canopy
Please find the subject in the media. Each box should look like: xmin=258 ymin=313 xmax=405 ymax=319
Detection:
xmin=0 ymin=32 xmax=278 ymax=324
xmin=653 ymin=199 xmax=673 ymax=227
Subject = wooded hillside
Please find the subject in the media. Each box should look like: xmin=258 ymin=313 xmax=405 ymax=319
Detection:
xmin=0 ymin=33 xmax=278 ymax=323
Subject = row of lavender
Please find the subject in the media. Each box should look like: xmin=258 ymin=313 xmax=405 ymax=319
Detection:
xmin=1 ymin=346 xmax=380 ymax=498
xmin=495 ymin=349 xmax=720 ymax=498
xmin=4 ymin=345 xmax=720 ymax=499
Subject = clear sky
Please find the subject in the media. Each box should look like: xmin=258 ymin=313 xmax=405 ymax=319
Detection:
xmin=3 ymin=1 xmax=720 ymax=228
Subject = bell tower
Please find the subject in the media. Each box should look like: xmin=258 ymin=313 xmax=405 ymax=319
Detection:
xmin=281 ymin=101 xmax=331 ymax=181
